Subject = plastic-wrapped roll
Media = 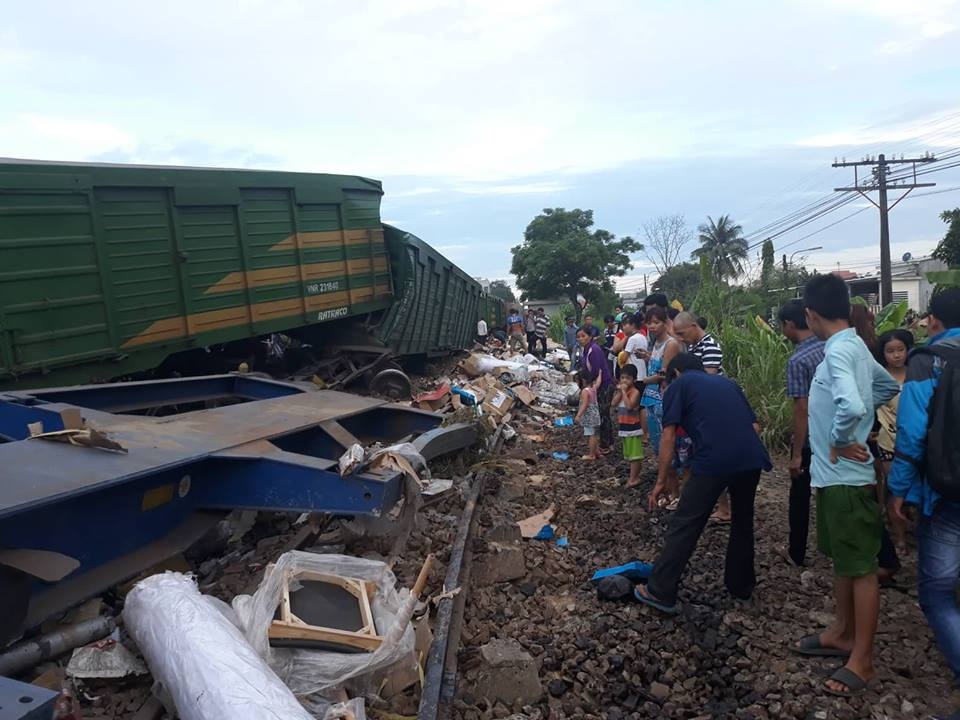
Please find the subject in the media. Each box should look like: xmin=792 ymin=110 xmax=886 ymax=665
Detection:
xmin=123 ymin=572 xmax=313 ymax=720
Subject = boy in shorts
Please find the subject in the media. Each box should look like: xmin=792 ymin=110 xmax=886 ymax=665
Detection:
xmin=791 ymin=275 xmax=899 ymax=697
xmin=613 ymin=364 xmax=644 ymax=487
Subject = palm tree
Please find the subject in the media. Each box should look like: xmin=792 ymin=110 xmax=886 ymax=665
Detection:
xmin=692 ymin=215 xmax=748 ymax=283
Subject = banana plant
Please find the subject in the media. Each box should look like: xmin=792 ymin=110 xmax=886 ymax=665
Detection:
xmin=875 ymin=300 xmax=909 ymax=334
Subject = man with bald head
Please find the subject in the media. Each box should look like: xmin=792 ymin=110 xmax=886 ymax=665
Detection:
xmin=672 ymin=310 xmax=729 ymax=520
xmin=674 ymin=311 xmax=724 ymax=375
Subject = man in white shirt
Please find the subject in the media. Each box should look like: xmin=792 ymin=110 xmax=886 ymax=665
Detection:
xmin=477 ymin=318 xmax=488 ymax=345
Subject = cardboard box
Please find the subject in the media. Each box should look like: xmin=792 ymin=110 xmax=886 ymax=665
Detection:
xmin=509 ymin=385 xmax=537 ymax=406
xmin=482 ymin=389 xmax=515 ymax=417
xmin=414 ymin=385 xmax=451 ymax=412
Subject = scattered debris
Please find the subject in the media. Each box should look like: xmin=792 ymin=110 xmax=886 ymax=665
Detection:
xmin=28 ymin=425 xmax=127 ymax=453
xmin=339 ymin=444 xmax=366 ymax=477
xmin=65 ymin=636 xmax=148 ymax=679
xmin=233 ymin=551 xmax=420 ymax=702
xmin=413 ymin=385 xmax=451 ymax=412
xmin=517 ymin=506 xmax=556 ymax=539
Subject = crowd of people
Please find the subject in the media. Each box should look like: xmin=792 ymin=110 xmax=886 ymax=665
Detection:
xmin=498 ymin=281 xmax=960 ymax=709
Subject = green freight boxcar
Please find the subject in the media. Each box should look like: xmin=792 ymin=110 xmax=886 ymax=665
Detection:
xmin=0 ymin=159 xmax=393 ymax=387
xmin=0 ymin=159 xmax=499 ymax=390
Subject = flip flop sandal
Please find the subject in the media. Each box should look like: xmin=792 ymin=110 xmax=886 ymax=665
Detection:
xmin=709 ymin=513 xmax=732 ymax=524
xmin=633 ymin=586 xmax=680 ymax=615
xmin=790 ymin=634 xmax=851 ymax=658
xmin=666 ymin=498 xmax=680 ymax=511
xmin=823 ymin=666 xmax=871 ymax=697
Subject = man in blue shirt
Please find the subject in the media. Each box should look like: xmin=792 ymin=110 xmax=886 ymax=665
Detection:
xmin=581 ymin=314 xmax=601 ymax=339
xmin=506 ymin=308 xmax=525 ymax=353
xmin=778 ymin=299 xmax=826 ymax=567
xmin=634 ymin=353 xmax=771 ymax=615
xmin=888 ymin=289 xmax=960 ymax=704
xmin=791 ymin=274 xmax=899 ymax=698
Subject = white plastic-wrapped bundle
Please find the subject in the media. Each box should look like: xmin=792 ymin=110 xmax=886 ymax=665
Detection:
xmin=232 ymin=552 xmax=417 ymax=701
xmin=123 ymin=572 xmax=313 ymax=720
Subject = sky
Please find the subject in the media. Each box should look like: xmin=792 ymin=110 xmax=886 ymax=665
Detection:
xmin=2 ymin=0 xmax=959 ymax=294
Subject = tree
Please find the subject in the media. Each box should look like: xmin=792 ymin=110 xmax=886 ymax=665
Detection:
xmin=651 ymin=261 xmax=700 ymax=307
xmin=584 ymin=286 xmax=622 ymax=322
xmin=510 ymin=208 xmax=642 ymax=323
xmin=692 ymin=214 xmax=748 ymax=283
xmin=933 ymin=208 xmax=960 ymax=267
xmin=642 ymin=214 xmax=692 ymax=275
xmin=760 ymin=239 xmax=775 ymax=292
xmin=488 ymin=279 xmax=517 ymax=303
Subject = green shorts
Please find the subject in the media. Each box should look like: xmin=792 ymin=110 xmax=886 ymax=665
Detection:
xmin=816 ymin=485 xmax=881 ymax=577
xmin=621 ymin=435 xmax=644 ymax=461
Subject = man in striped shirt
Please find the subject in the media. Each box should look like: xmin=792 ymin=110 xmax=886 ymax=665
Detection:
xmin=673 ymin=312 xmax=724 ymax=374
xmin=533 ymin=307 xmax=550 ymax=358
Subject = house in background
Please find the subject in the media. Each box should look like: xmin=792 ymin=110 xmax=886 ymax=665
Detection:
xmin=844 ymin=255 xmax=947 ymax=312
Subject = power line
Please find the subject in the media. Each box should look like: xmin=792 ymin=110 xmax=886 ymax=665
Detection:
xmin=833 ymin=153 xmax=936 ymax=305
xmin=772 ymin=205 xmax=872 ymax=255
xmin=741 ymin=145 xmax=960 ymax=250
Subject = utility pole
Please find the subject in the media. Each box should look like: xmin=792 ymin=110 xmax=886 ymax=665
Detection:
xmin=833 ymin=153 xmax=936 ymax=306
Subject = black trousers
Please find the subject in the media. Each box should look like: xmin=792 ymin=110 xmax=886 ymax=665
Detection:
xmin=526 ymin=332 xmax=537 ymax=352
xmin=648 ymin=469 xmax=761 ymax=604
xmin=534 ymin=334 xmax=548 ymax=356
xmin=788 ymin=446 xmax=813 ymax=566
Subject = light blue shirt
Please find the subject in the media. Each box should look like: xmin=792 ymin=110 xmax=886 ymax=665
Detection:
xmin=808 ymin=328 xmax=900 ymax=488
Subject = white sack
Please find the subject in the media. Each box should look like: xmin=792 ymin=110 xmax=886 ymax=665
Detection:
xmin=123 ymin=572 xmax=313 ymax=720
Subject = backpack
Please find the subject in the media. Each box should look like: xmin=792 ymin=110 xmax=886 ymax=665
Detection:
xmin=915 ymin=345 xmax=960 ymax=501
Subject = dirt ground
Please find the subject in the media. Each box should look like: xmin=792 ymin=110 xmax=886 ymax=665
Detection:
xmin=454 ymin=423 xmax=957 ymax=720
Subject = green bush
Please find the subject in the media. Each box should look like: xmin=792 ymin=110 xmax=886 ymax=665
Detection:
xmin=717 ymin=318 xmax=792 ymax=451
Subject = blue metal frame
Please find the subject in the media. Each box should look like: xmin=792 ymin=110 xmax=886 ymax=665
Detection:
xmin=0 ymin=374 xmax=443 ymax=634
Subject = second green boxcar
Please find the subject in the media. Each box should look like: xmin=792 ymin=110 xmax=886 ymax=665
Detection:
xmin=377 ymin=225 xmax=483 ymax=356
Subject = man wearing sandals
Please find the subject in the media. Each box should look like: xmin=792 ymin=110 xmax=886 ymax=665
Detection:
xmin=635 ymin=353 xmax=771 ymax=614
xmin=791 ymin=274 xmax=900 ymax=697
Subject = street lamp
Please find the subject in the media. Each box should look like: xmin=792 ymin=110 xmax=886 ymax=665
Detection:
xmin=789 ymin=246 xmax=823 ymax=265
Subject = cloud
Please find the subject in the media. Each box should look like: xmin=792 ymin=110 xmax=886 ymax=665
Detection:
xmin=453 ymin=181 xmax=571 ymax=196
xmin=817 ymin=0 xmax=958 ymax=54
xmin=90 ymin=139 xmax=282 ymax=169
xmin=794 ymin=107 xmax=960 ymax=149
xmin=390 ymin=180 xmax=570 ymax=198
xmin=0 ymin=113 xmax=134 ymax=159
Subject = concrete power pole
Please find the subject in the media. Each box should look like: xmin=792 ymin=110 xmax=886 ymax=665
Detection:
xmin=833 ymin=153 xmax=936 ymax=306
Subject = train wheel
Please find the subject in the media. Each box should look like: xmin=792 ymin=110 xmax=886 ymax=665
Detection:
xmin=369 ymin=368 xmax=412 ymax=399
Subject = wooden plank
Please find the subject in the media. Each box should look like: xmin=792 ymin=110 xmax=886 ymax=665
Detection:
xmin=268 ymin=620 xmax=384 ymax=652
xmin=358 ymin=581 xmax=375 ymax=635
